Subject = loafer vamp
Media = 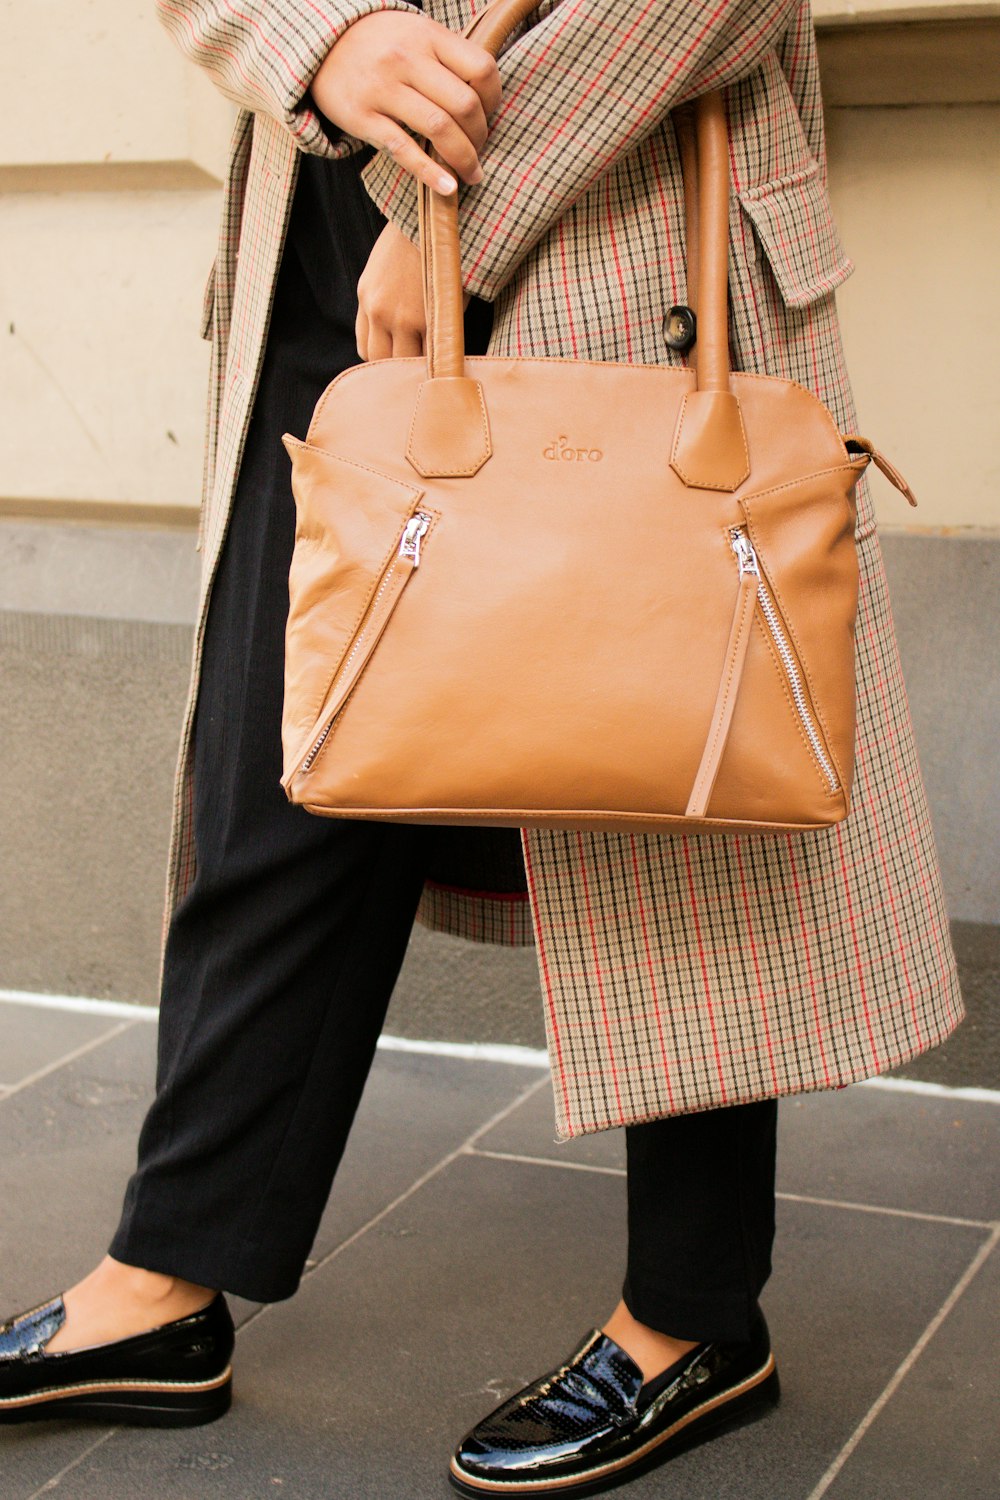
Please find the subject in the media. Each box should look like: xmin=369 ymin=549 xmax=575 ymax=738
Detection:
xmin=453 ymin=1311 xmax=778 ymax=1491
xmin=457 ymin=1332 xmax=643 ymax=1478
xmin=0 ymin=1296 xmax=234 ymax=1402
xmin=0 ymin=1300 xmax=66 ymax=1364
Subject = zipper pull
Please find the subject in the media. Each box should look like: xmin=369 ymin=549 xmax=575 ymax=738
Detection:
xmin=730 ymin=528 xmax=759 ymax=579
xmin=399 ymin=512 xmax=431 ymax=569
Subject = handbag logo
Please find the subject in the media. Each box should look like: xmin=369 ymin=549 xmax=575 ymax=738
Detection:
xmin=543 ymin=435 xmax=604 ymax=462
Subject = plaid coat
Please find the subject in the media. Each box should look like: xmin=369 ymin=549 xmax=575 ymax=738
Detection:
xmin=158 ymin=0 xmax=963 ymax=1138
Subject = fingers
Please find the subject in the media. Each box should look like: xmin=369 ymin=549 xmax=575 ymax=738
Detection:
xmin=389 ymin=86 xmax=485 ymax=186
xmin=406 ymin=55 xmax=494 ymax=155
xmin=369 ymin=110 xmax=460 ymax=197
xmin=358 ymin=322 xmax=424 ymax=361
xmin=390 ymin=326 xmax=424 ymax=358
xmin=355 ymin=306 xmax=369 ymax=362
xmin=356 ymin=295 xmax=425 ymax=362
xmin=313 ymin=15 xmax=502 ymax=196
xmin=434 ymin=30 xmax=503 ymax=120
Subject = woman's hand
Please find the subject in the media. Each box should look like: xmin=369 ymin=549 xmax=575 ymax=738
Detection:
xmin=312 ymin=11 xmax=501 ymax=197
xmin=356 ymin=222 xmax=424 ymax=360
xmin=357 ymin=221 xmax=472 ymax=360
xmin=358 ymin=222 xmax=425 ymax=360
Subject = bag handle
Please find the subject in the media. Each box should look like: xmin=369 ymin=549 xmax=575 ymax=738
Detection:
xmin=408 ymin=0 xmax=748 ymax=489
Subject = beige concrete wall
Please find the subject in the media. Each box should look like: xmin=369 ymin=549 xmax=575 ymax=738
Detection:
xmin=0 ymin=2 xmax=232 ymax=178
xmin=0 ymin=1 xmax=231 ymax=520
xmin=0 ymin=2 xmax=997 ymax=533
xmin=829 ymin=104 xmax=999 ymax=531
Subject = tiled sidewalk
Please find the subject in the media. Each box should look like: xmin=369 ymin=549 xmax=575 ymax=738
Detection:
xmin=1 ymin=996 xmax=997 ymax=1500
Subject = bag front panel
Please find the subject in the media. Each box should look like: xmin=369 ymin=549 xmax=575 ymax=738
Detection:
xmin=283 ymin=353 xmax=860 ymax=830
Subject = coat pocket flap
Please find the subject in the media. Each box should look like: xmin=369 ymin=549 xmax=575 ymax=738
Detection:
xmin=737 ymin=164 xmax=853 ymax=309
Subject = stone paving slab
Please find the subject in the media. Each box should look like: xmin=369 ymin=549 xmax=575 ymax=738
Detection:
xmin=822 ymin=1234 xmax=1000 ymax=1500
xmin=1 ymin=1001 xmax=997 ymax=1500
xmin=477 ymin=1075 xmax=1000 ymax=1224
xmin=0 ymin=1020 xmax=541 ymax=1314
xmin=16 ymin=1151 xmax=992 ymax=1500
xmin=0 ymin=1002 xmax=124 ymax=1092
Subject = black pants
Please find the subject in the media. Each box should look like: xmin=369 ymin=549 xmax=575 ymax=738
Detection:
xmin=110 ymin=149 xmax=777 ymax=1345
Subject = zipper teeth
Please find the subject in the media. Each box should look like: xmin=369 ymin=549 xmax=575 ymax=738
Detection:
xmin=299 ymin=513 xmax=429 ymax=775
xmin=731 ymin=529 xmax=840 ymax=794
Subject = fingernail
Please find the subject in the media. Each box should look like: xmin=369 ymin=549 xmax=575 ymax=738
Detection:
xmin=437 ymin=174 xmax=457 ymax=194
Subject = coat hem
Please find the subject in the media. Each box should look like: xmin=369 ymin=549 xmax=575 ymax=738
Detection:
xmin=551 ymin=984 xmax=966 ymax=1140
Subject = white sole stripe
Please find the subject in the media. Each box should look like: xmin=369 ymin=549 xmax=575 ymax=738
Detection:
xmin=0 ymin=1366 xmax=232 ymax=1407
xmin=1 ymin=989 xmax=996 ymax=1103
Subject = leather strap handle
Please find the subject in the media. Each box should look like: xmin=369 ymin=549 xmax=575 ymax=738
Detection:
xmin=419 ymin=0 xmax=730 ymax=387
xmin=689 ymin=90 xmax=731 ymax=394
xmin=417 ymin=0 xmax=540 ymax=381
xmin=410 ymin=0 xmax=747 ymax=486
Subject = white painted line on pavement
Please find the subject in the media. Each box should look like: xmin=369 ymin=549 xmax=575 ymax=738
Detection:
xmin=2 ymin=988 xmax=997 ymax=1101
xmin=860 ymin=1074 xmax=1000 ymax=1105
xmin=375 ymin=1033 xmax=549 ymax=1068
xmin=0 ymin=987 xmax=158 ymax=1021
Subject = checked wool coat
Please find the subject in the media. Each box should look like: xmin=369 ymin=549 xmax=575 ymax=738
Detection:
xmin=158 ymin=0 xmax=963 ymax=1138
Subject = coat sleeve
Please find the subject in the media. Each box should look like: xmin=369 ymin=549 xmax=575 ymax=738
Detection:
xmin=154 ymin=0 xmax=420 ymax=159
xmin=360 ymin=0 xmax=801 ymax=298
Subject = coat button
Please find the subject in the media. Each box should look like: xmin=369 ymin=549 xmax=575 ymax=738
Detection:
xmin=663 ymin=305 xmax=697 ymax=353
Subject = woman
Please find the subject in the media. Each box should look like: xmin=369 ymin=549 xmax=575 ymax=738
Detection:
xmin=0 ymin=1 xmax=962 ymax=1495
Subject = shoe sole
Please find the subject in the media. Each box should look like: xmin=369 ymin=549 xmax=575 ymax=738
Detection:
xmin=449 ymin=1355 xmax=780 ymax=1498
xmin=0 ymin=1368 xmax=233 ymax=1428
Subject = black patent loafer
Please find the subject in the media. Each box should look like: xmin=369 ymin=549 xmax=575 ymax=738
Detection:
xmin=450 ymin=1306 xmax=779 ymax=1497
xmin=0 ymin=1293 xmax=234 ymax=1427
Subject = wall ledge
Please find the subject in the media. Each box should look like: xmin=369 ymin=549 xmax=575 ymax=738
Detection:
xmin=815 ymin=0 xmax=1000 ymax=23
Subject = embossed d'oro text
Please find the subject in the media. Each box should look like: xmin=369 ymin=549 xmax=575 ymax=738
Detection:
xmin=543 ymin=435 xmax=604 ymax=462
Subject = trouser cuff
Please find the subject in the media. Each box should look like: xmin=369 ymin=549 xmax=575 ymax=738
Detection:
xmin=621 ymin=1273 xmax=763 ymax=1344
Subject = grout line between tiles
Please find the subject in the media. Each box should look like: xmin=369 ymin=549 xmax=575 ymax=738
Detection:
xmin=235 ymin=1074 xmax=550 ymax=1340
xmin=466 ymin=1147 xmax=996 ymax=1230
xmin=772 ymin=1189 xmax=993 ymax=1232
xmin=803 ymin=1224 xmax=1000 ymax=1500
xmin=23 ymin=1427 xmax=117 ymax=1500
xmin=470 ymin=1146 xmax=627 ymax=1178
xmin=0 ymin=1022 xmax=136 ymax=1102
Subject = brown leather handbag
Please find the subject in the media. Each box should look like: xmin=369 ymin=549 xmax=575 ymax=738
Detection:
xmin=280 ymin=0 xmax=913 ymax=835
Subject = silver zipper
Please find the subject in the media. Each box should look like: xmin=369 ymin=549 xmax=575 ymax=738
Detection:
xmin=729 ymin=527 xmax=839 ymax=793
xmin=399 ymin=511 xmax=431 ymax=567
xmin=298 ymin=511 xmax=432 ymax=775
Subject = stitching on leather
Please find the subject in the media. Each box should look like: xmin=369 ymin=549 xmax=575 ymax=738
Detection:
xmin=285 ymin=446 xmax=426 ymax=729
xmin=294 ymin=509 xmax=442 ymax=775
xmin=292 ymin=504 xmax=423 ymax=738
xmin=688 ymin=581 xmax=755 ymax=813
xmin=738 ymin=462 xmax=864 ymax=507
xmin=753 ymin=614 xmax=838 ymax=800
xmin=286 ymin=436 xmax=424 ymax=499
xmin=406 ymin=380 xmax=491 ymax=476
xmin=309 ymin=360 xmax=850 ymax=468
xmin=741 ymin=506 xmax=852 ymax=792
xmin=670 ymin=394 xmax=751 ymax=491
xmin=754 ymin=543 xmax=847 ymax=798
xmin=302 ymin=804 xmax=835 ymax=832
